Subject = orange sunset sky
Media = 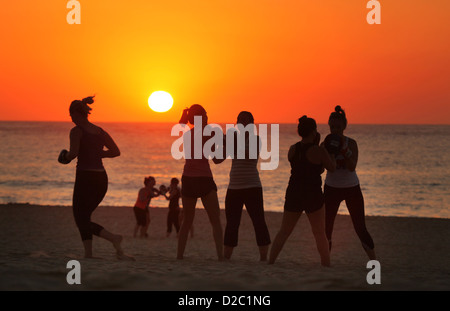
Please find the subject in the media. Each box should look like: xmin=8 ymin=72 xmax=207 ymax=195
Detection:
xmin=0 ymin=1 xmax=449 ymax=124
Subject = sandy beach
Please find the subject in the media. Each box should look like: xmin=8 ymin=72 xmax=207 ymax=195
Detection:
xmin=0 ymin=203 xmax=448 ymax=291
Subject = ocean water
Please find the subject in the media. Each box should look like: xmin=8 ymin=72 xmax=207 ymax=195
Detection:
xmin=0 ymin=121 xmax=449 ymax=219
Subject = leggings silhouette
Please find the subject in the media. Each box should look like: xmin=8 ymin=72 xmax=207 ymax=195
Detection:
xmin=73 ymin=170 xmax=107 ymax=241
xmin=324 ymin=184 xmax=374 ymax=250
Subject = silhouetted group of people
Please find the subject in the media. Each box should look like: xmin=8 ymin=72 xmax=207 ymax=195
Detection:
xmin=59 ymin=96 xmax=376 ymax=264
xmin=132 ymin=176 xmax=190 ymax=239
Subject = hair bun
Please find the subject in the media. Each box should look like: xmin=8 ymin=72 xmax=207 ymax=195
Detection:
xmin=297 ymin=115 xmax=317 ymax=138
xmin=82 ymin=96 xmax=95 ymax=105
xmin=299 ymin=115 xmax=308 ymax=122
xmin=328 ymin=106 xmax=347 ymax=128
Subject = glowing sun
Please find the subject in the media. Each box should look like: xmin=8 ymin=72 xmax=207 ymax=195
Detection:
xmin=148 ymin=91 xmax=173 ymax=112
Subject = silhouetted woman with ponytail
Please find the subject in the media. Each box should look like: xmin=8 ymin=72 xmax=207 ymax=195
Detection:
xmin=58 ymin=96 xmax=134 ymax=260
xmin=177 ymin=104 xmax=224 ymax=260
xmin=323 ymin=105 xmax=376 ymax=260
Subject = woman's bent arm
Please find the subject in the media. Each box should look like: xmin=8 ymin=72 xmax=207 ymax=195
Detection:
xmin=102 ymin=131 xmax=121 ymax=158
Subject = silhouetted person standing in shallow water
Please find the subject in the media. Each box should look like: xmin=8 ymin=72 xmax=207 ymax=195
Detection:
xmin=323 ymin=105 xmax=376 ymax=260
xmin=58 ymin=96 xmax=134 ymax=260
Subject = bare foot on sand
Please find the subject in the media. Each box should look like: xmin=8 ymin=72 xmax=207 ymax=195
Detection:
xmin=112 ymin=235 xmax=124 ymax=252
xmin=112 ymin=235 xmax=136 ymax=261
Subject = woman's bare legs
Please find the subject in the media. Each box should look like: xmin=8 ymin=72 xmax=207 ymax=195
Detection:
xmin=177 ymin=196 xmax=197 ymax=259
xmin=201 ymin=190 xmax=224 ymax=261
xmin=268 ymin=211 xmax=302 ymax=264
xmin=224 ymin=246 xmax=233 ymax=260
xmin=306 ymin=206 xmax=331 ymax=267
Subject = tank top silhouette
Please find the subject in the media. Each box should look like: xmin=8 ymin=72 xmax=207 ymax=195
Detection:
xmin=182 ymin=128 xmax=213 ymax=177
xmin=325 ymin=137 xmax=359 ymax=188
xmin=76 ymin=126 xmax=105 ymax=171
xmin=288 ymin=142 xmax=322 ymax=187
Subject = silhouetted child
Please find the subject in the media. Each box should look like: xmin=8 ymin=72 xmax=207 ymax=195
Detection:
xmin=164 ymin=178 xmax=181 ymax=237
xmin=133 ymin=176 xmax=159 ymax=238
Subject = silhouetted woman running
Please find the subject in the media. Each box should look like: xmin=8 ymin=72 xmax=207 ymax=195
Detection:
xmin=58 ymin=96 xmax=134 ymax=260
xmin=323 ymin=105 xmax=376 ymax=260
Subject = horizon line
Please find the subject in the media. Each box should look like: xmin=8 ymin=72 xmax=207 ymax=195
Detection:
xmin=0 ymin=120 xmax=449 ymax=126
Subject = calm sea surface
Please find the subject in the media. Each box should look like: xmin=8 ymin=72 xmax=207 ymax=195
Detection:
xmin=0 ymin=122 xmax=449 ymax=218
